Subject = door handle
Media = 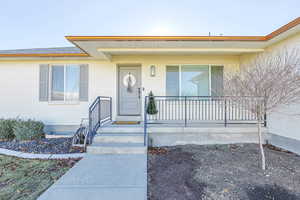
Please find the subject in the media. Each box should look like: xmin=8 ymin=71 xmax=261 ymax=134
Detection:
xmin=138 ymin=88 xmax=141 ymax=99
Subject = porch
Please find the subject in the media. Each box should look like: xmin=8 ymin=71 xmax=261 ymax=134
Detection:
xmin=80 ymin=96 xmax=267 ymax=152
xmin=96 ymin=123 xmax=267 ymax=147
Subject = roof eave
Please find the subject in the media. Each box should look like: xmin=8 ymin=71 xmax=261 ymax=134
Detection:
xmin=0 ymin=53 xmax=89 ymax=57
xmin=65 ymin=17 xmax=300 ymax=42
xmin=65 ymin=35 xmax=266 ymax=41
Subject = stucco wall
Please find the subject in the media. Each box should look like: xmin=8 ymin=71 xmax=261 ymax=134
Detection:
xmin=0 ymin=60 xmax=116 ymax=125
xmin=0 ymin=55 xmax=240 ymax=126
xmin=240 ymin=32 xmax=300 ymax=142
xmin=266 ymin=32 xmax=300 ymax=140
xmin=112 ymin=55 xmax=240 ymax=96
xmin=268 ymin=104 xmax=300 ymax=140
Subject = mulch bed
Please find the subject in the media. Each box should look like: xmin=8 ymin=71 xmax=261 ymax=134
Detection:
xmin=0 ymin=138 xmax=84 ymax=154
xmin=148 ymin=147 xmax=168 ymax=155
xmin=148 ymin=144 xmax=300 ymax=200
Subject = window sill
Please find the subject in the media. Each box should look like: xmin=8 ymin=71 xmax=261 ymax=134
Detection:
xmin=48 ymin=101 xmax=81 ymax=105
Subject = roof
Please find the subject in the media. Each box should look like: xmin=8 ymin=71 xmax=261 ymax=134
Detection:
xmin=0 ymin=17 xmax=299 ymax=58
xmin=0 ymin=47 xmax=88 ymax=57
xmin=66 ymin=17 xmax=300 ymax=42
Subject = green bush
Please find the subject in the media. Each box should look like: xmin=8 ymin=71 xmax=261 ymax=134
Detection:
xmin=0 ymin=119 xmax=17 ymax=140
xmin=13 ymin=119 xmax=45 ymax=141
xmin=147 ymin=91 xmax=158 ymax=115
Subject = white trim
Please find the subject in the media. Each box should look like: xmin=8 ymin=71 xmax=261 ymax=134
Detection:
xmin=48 ymin=101 xmax=80 ymax=105
xmin=179 ymin=65 xmax=182 ymax=96
xmin=48 ymin=65 xmax=52 ymax=102
xmin=97 ymin=48 xmax=265 ymax=53
xmin=64 ymin=65 xmax=66 ymax=102
xmin=209 ymin=65 xmax=212 ymax=96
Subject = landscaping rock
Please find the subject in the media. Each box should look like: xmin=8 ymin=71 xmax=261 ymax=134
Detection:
xmin=0 ymin=138 xmax=84 ymax=154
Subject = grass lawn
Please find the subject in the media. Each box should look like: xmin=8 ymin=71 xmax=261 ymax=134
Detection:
xmin=0 ymin=155 xmax=79 ymax=200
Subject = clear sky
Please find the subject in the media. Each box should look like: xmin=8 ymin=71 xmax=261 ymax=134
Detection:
xmin=0 ymin=0 xmax=299 ymax=50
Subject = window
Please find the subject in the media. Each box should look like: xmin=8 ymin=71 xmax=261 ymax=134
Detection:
xmin=166 ymin=66 xmax=179 ymax=96
xmin=166 ymin=65 xmax=223 ymax=96
xmin=50 ymin=64 xmax=80 ymax=102
xmin=181 ymin=65 xmax=209 ymax=96
xmin=65 ymin=65 xmax=80 ymax=101
xmin=211 ymin=66 xmax=224 ymax=96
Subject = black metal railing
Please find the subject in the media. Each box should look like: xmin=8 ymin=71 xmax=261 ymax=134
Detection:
xmin=72 ymin=118 xmax=89 ymax=149
xmin=87 ymin=96 xmax=112 ymax=143
xmin=144 ymin=96 xmax=265 ymax=146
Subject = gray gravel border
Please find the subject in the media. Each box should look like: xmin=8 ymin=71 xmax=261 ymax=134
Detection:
xmin=0 ymin=147 xmax=85 ymax=159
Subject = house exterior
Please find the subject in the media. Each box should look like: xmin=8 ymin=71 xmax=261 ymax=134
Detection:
xmin=0 ymin=18 xmax=300 ymax=149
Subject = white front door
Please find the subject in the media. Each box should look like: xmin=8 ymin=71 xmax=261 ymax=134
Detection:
xmin=118 ymin=65 xmax=141 ymax=116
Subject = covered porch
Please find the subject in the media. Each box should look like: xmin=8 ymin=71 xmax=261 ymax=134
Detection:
xmin=83 ymin=95 xmax=267 ymax=149
xmin=66 ymin=36 xmax=268 ymax=149
xmin=67 ymin=36 xmax=266 ymax=122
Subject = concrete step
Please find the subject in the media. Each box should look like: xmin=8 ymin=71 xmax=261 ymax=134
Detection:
xmin=98 ymin=127 xmax=143 ymax=134
xmin=93 ymin=133 xmax=144 ymax=144
xmin=115 ymin=116 xmax=142 ymax=122
xmin=87 ymin=143 xmax=147 ymax=154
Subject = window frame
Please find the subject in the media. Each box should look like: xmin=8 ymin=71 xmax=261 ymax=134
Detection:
xmin=166 ymin=64 xmax=224 ymax=96
xmin=48 ymin=64 xmax=80 ymax=104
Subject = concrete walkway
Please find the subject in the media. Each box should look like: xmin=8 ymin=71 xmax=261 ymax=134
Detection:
xmin=38 ymin=154 xmax=147 ymax=200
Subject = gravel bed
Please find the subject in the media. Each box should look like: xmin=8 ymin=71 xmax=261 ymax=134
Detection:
xmin=0 ymin=138 xmax=84 ymax=154
xmin=148 ymin=144 xmax=300 ymax=200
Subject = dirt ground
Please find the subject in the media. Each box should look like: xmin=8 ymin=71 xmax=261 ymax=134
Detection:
xmin=148 ymin=144 xmax=300 ymax=200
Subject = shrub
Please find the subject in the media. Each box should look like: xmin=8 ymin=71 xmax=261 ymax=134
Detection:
xmin=146 ymin=91 xmax=158 ymax=115
xmin=13 ymin=119 xmax=45 ymax=141
xmin=0 ymin=119 xmax=17 ymax=140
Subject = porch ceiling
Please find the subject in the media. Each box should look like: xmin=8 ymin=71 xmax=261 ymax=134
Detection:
xmin=71 ymin=40 xmax=266 ymax=60
xmin=97 ymin=47 xmax=264 ymax=56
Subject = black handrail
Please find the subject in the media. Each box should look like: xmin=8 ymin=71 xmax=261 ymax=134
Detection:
xmin=144 ymin=96 xmax=266 ymax=146
xmin=143 ymin=97 xmax=148 ymax=146
xmin=87 ymin=96 xmax=112 ymax=144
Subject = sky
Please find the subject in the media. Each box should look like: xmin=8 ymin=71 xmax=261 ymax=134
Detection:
xmin=0 ymin=0 xmax=299 ymax=50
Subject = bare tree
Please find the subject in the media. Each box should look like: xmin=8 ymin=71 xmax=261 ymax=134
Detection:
xmin=224 ymin=48 xmax=300 ymax=170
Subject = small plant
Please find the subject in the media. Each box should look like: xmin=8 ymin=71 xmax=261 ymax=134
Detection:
xmin=0 ymin=119 xmax=17 ymax=140
xmin=147 ymin=91 xmax=158 ymax=115
xmin=13 ymin=119 xmax=45 ymax=141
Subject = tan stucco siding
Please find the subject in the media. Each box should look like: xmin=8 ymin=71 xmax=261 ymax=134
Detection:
xmin=266 ymin=32 xmax=300 ymax=52
xmin=266 ymin=33 xmax=300 ymax=141
xmin=0 ymin=60 xmax=116 ymax=125
xmin=240 ymin=32 xmax=300 ymax=66
xmin=0 ymin=55 xmax=240 ymax=125
xmin=112 ymin=55 xmax=240 ymax=96
xmin=239 ymin=32 xmax=300 ymax=141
